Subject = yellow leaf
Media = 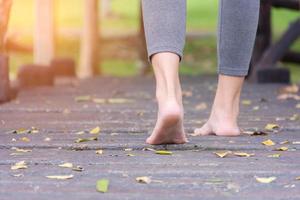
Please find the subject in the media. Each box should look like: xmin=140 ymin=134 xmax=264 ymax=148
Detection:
xmin=233 ymin=152 xmax=254 ymax=157
xmin=14 ymin=128 xmax=28 ymax=134
xmin=58 ymin=162 xmax=73 ymax=168
xmin=242 ymin=100 xmax=252 ymax=105
xmin=265 ymin=123 xmax=280 ymax=131
xmin=274 ymin=146 xmax=288 ymax=151
xmin=127 ymin=154 xmax=135 ymax=157
xmin=89 ymin=126 xmax=101 ymax=134
xmin=95 ymin=149 xmax=103 ymax=155
xmin=155 ymin=150 xmax=172 ymax=155
xmin=107 ymin=98 xmax=133 ymax=104
xmin=11 ymin=161 xmax=28 ymax=170
xmin=75 ymin=137 xmax=97 ymax=143
xmin=11 ymin=147 xmax=32 ymax=153
xmin=46 ymin=175 xmax=74 ymax=180
xmin=255 ymin=176 xmax=276 ymax=183
xmin=262 ymin=139 xmax=276 ymax=146
xmin=20 ymin=137 xmax=30 ymax=142
xmin=280 ymin=140 xmax=290 ymax=145
xmin=75 ymin=95 xmax=91 ymax=102
xmin=75 ymin=131 xmax=85 ymax=135
xmin=136 ymin=176 xmax=151 ymax=184
xmin=214 ymin=151 xmax=231 ymax=158
xmin=93 ymin=98 xmax=106 ymax=104
xmin=268 ymin=154 xmax=281 ymax=158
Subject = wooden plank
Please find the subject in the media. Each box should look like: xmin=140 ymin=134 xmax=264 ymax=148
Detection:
xmin=79 ymin=0 xmax=100 ymax=78
xmin=33 ymin=0 xmax=55 ymax=65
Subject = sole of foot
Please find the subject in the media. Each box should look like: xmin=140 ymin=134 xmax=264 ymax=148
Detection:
xmin=146 ymin=100 xmax=187 ymax=145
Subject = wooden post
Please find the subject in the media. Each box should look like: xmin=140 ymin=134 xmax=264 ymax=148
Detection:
xmin=34 ymin=0 xmax=55 ymax=65
xmin=0 ymin=0 xmax=12 ymax=52
xmin=79 ymin=0 xmax=100 ymax=78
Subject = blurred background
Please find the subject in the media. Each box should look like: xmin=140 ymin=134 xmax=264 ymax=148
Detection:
xmin=5 ymin=0 xmax=300 ymax=82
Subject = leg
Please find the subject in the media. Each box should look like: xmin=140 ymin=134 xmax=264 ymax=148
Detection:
xmin=142 ymin=0 xmax=187 ymax=144
xmin=194 ymin=0 xmax=260 ymax=136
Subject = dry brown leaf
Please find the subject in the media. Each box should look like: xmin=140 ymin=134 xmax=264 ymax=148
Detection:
xmin=265 ymin=124 xmax=280 ymax=131
xmin=279 ymin=84 xmax=299 ymax=94
xmin=11 ymin=147 xmax=32 ymax=153
xmin=234 ymin=152 xmax=254 ymax=157
xmin=274 ymin=146 xmax=288 ymax=151
xmin=262 ymin=139 xmax=276 ymax=146
xmin=11 ymin=161 xmax=28 ymax=170
xmin=95 ymin=149 xmax=103 ymax=155
xmin=255 ymin=176 xmax=276 ymax=183
xmin=59 ymin=162 xmax=73 ymax=168
xmin=46 ymin=175 xmax=74 ymax=180
xmin=195 ymin=102 xmax=207 ymax=110
xmin=136 ymin=176 xmax=152 ymax=184
xmin=214 ymin=151 xmax=231 ymax=158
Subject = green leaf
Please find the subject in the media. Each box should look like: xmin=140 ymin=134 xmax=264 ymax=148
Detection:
xmin=155 ymin=150 xmax=172 ymax=155
xmin=96 ymin=179 xmax=109 ymax=193
xmin=75 ymin=137 xmax=98 ymax=143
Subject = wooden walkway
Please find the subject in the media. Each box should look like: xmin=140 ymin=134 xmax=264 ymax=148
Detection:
xmin=0 ymin=76 xmax=300 ymax=200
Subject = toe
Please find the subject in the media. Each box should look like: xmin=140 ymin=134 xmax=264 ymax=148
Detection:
xmin=193 ymin=123 xmax=212 ymax=136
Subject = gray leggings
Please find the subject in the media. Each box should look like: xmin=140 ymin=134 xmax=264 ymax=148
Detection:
xmin=142 ymin=0 xmax=260 ymax=76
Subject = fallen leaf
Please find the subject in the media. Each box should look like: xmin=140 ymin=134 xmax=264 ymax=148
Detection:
xmin=268 ymin=154 xmax=281 ymax=158
xmin=234 ymin=152 xmax=254 ymax=157
xmin=11 ymin=161 xmax=28 ymax=170
xmin=95 ymin=149 xmax=103 ymax=155
xmin=75 ymin=95 xmax=91 ymax=102
xmin=274 ymin=146 xmax=288 ymax=151
xmin=75 ymin=131 xmax=85 ymax=135
xmin=296 ymin=177 xmax=300 ymax=181
xmin=127 ymin=154 xmax=135 ymax=157
xmin=214 ymin=151 xmax=231 ymax=158
xmin=265 ymin=123 xmax=280 ymax=131
xmin=255 ymin=176 xmax=276 ymax=183
xmin=289 ymin=114 xmax=299 ymax=121
xmin=75 ymin=137 xmax=98 ymax=143
xmin=252 ymin=106 xmax=260 ymax=111
xmin=59 ymin=162 xmax=73 ymax=168
xmin=44 ymin=137 xmax=51 ymax=142
xmin=296 ymin=103 xmax=300 ymax=109
xmin=292 ymin=141 xmax=300 ymax=145
xmin=96 ymin=179 xmax=109 ymax=193
xmin=93 ymin=98 xmax=106 ymax=104
xmin=155 ymin=150 xmax=172 ymax=155
xmin=107 ymin=98 xmax=132 ymax=104
xmin=195 ymin=102 xmax=207 ymax=110
xmin=136 ymin=176 xmax=151 ymax=184
xmin=242 ymin=100 xmax=252 ymax=105
xmin=279 ymin=84 xmax=299 ymax=94
xmin=243 ymin=130 xmax=267 ymax=136
xmin=277 ymin=94 xmax=300 ymax=101
xmin=124 ymin=148 xmax=133 ymax=152
xmin=46 ymin=175 xmax=74 ymax=180
xmin=72 ymin=166 xmax=84 ymax=172
xmin=20 ymin=137 xmax=30 ymax=142
xmin=11 ymin=147 xmax=32 ymax=153
xmin=262 ymin=139 xmax=276 ymax=146
xmin=280 ymin=140 xmax=290 ymax=145
xmin=90 ymin=126 xmax=101 ymax=134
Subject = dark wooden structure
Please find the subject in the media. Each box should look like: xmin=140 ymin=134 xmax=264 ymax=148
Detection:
xmin=0 ymin=76 xmax=300 ymax=199
xmin=249 ymin=0 xmax=300 ymax=83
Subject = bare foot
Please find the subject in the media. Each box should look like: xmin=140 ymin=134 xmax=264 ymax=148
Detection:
xmin=147 ymin=100 xmax=187 ymax=145
xmin=194 ymin=116 xmax=241 ymax=137
xmin=194 ymin=75 xmax=244 ymax=137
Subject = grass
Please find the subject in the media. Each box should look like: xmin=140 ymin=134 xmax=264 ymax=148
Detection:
xmin=7 ymin=0 xmax=300 ymax=82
